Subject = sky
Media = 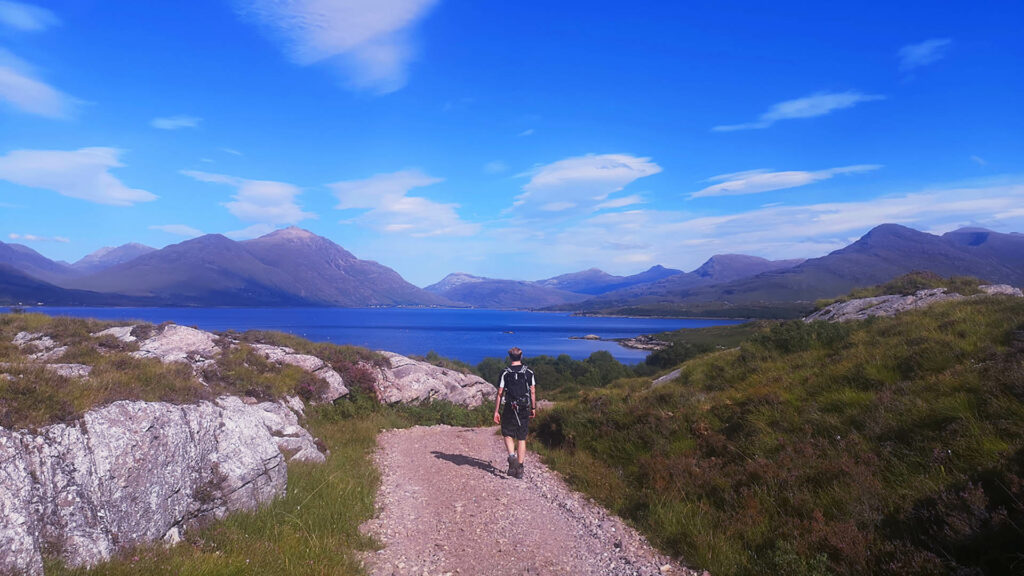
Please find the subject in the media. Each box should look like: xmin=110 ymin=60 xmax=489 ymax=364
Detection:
xmin=1 ymin=0 xmax=1022 ymax=286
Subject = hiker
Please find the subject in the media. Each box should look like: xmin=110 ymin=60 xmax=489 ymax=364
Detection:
xmin=493 ymin=346 xmax=536 ymax=478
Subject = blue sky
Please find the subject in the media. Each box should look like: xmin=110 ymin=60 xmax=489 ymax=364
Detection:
xmin=1 ymin=0 xmax=1022 ymax=286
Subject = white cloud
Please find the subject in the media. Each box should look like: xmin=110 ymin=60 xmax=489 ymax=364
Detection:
xmin=151 ymin=115 xmax=202 ymax=130
xmin=0 ymin=50 xmax=75 ymax=118
xmin=518 ymin=128 xmax=535 ymax=137
xmin=513 ymin=153 xmax=661 ymax=214
xmin=536 ymin=181 xmax=1024 ymax=273
xmin=0 ymin=1 xmax=58 ymax=31
xmin=713 ymin=91 xmax=885 ymax=132
xmin=692 ymin=164 xmax=881 ymax=198
xmin=899 ymin=38 xmax=952 ymax=71
xmin=0 ymin=147 xmax=156 ymax=205
xmin=330 ymin=169 xmax=479 ymax=237
xmin=182 ymin=170 xmax=316 ymax=226
xmin=8 ymin=232 xmax=68 ymax=242
xmin=149 ymin=224 xmax=203 ymax=238
xmin=220 ymin=147 xmax=244 ymax=156
xmin=236 ymin=0 xmax=440 ymax=93
xmin=970 ymin=155 xmax=987 ymax=166
xmin=595 ymin=194 xmax=645 ymax=210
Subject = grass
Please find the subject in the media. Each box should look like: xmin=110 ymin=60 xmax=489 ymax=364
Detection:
xmin=532 ymin=293 xmax=1024 ymax=576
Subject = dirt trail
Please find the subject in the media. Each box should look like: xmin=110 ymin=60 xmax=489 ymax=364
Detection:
xmin=361 ymin=425 xmax=703 ymax=576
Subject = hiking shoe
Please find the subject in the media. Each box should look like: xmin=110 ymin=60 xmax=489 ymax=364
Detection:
xmin=513 ymin=462 xmax=524 ymax=479
xmin=507 ymin=454 xmax=518 ymax=476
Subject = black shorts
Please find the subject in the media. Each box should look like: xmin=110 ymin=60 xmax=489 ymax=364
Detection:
xmin=501 ymin=404 xmax=530 ymax=440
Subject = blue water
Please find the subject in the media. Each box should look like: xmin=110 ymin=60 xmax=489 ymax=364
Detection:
xmin=2 ymin=307 xmax=742 ymax=364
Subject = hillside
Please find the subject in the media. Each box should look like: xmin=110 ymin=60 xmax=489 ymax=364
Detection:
xmin=537 ymin=265 xmax=684 ymax=295
xmin=533 ymin=290 xmax=1024 ymax=575
xmin=71 ymin=243 xmax=156 ymax=274
xmin=0 ymin=241 xmax=81 ymax=285
xmin=573 ymin=224 xmax=1024 ymax=317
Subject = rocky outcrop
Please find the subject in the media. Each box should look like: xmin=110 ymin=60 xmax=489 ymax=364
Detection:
xmin=248 ymin=343 xmax=349 ymax=402
xmin=369 ymin=352 xmax=495 ymax=408
xmin=132 ymin=324 xmax=221 ymax=371
xmin=12 ymin=332 xmax=67 ymax=362
xmin=805 ymin=285 xmax=1023 ymax=323
xmin=0 ymin=396 xmax=323 ymax=576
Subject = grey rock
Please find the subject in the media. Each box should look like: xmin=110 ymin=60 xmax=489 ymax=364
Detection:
xmin=132 ymin=324 xmax=221 ymax=371
xmin=651 ymin=368 xmax=682 ymax=388
xmin=806 ymin=284 xmax=1023 ymax=323
xmin=805 ymin=288 xmax=962 ymax=322
xmin=979 ymin=284 xmax=1024 ymax=297
xmin=91 ymin=326 xmax=137 ymax=343
xmin=248 ymin=343 xmax=349 ymax=402
xmin=369 ymin=352 xmax=496 ymax=408
xmin=0 ymin=396 xmax=324 ymax=574
xmin=45 ymin=363 xmax=92 ymax=379
xmin=12 ymin=332 xmax=66 ymax=361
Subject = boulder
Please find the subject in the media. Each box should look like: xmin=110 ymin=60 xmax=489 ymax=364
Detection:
xmin=248 ymin=344 xmax=349 ymax=402
xmin=979 ymin=284 xmax=1024 ymax=297
xmin=0 ymin=396 xmax=324 ymax=575
xmin=90 ymin=325 xmax=137 ymax=343
xmin=369 ymin=351 xmax=496 ymax=408
xmin=12 ymin=332 xmax=66 ymax=362
xmin=132 ymin=325 xmax=221 ymax=369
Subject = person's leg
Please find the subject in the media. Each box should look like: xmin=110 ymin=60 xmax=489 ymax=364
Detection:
xmin=516 ymin=439 xmax=526 ymax=463
xmin=504 ymin=435 xmax=516 ymax=455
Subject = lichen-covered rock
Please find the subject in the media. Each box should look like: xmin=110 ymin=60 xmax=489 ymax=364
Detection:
xmin=132 ymin=325 xmax=221 ymax=369
xmin=0 ymin=396 xmax=324 ymax=575
xmin=369 ymin=352 xmax=496 ymax=408
xmin=805 ymin=285 xmax=1023 ymax=323
xmin=91 ymin=326 xmax=137 ymax=343
xmin=12 ymin=332 xmax=67 ymax=361
xmin=248 ymin=344 xmax=348 ymax=402
xmin=979 ymin=284 xmax=1024 ymax=297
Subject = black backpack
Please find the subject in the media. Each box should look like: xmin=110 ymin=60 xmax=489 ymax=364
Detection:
xmin=503 ymin=366 xmax=533 ymax=410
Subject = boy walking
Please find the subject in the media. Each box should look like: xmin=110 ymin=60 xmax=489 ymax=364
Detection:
xmin=493 ymin=347 xmax=536 ymax=478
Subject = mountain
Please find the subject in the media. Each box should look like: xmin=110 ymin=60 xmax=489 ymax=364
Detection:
xmin=0 ymin=241 xmax=80 ymax=285
xmin=538 ymin=265 xmax=683 ymax=295
xmin=572 ymin=224 xmax=1024 ymax=316
xmin=72 ymin=243 xmax=156 ymax=274
xmin=241 ymin=227 xmax=450 ymax=307
xmin=64 ymin=228 xmax=447 ymax=307
xmin=691 ymin=254 xmax=805 ymax=283
xmin=425 ymin=273 xmax=589 ymax=309
xmin=0 ymin=264 xmax=149 ymax=306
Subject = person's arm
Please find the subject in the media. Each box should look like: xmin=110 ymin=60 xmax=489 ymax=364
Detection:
xmin=530 ymin=372 xmax=537 ymax=418
xmin=493 ymin=373 xmax=504 ymax=424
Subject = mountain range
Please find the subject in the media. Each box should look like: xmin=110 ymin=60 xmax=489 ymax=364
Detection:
xmin=1 ymin=224 xmax=1022 ymax=314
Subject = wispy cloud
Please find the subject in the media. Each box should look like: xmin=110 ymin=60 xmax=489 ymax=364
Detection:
xmin=0 ymin=1 xmax=58 ymax=31
xmin=899 ymin=38 xmax=952 ymax=71
xmin=149 ymin=224 xmax=203 ymax=238
xmin=225 ymin=223 xmax=279 ymax=240
xmin=330 ymin=169 xmax=479 ymax=237
xmin=970 ymin=155 xmax=988 ymax=167
xmin=0 ymin=50 xmax=76 ymax=118
xmin=514 ymin=153 xmax=661 ymax=213
xmin=713 ymin=91 xmax=885 ymax=132
xmin=8 ymin=232 xmax=68 ymax=243
xmin=0 ymin=147 xmax=156 ymax=205
xmin=692 ymin=164 xmax=882 ymax=198
xmin=220 ymin=147 xmax=244 ymax=156
xmin=181 ymin=170 xmax=316 ymax=228
xmin=518 ymin=128 xmax=535 ymax=137
xmin=236 ymin=0 xmax=440 ymax=93
xmin=151 ymin=115 xmax=202 ymax=130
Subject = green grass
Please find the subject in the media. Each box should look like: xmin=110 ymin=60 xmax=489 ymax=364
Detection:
xmin=532 ymin=294 xmax=1024 ymax=576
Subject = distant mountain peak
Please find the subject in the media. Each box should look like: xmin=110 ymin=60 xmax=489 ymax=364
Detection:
xmin=259 ymin=226 xmax=317 ymax=240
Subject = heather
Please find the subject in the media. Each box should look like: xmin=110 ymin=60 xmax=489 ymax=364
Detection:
xmin=533 ymin=295 xmax=1024 ymax=575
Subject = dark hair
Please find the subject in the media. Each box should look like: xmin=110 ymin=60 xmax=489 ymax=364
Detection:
xmin=508 ymin=347 xmax=523 ymax=361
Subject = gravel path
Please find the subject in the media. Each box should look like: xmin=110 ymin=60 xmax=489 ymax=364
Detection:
xmin=361 ymin=425 xmax=705 ymax=576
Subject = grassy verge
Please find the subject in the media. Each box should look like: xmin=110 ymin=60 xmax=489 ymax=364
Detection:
xmin=45 ymin=396 xmax=493 ymax=575
xmin=532 ymin=295 xmax=1024 ymax=576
